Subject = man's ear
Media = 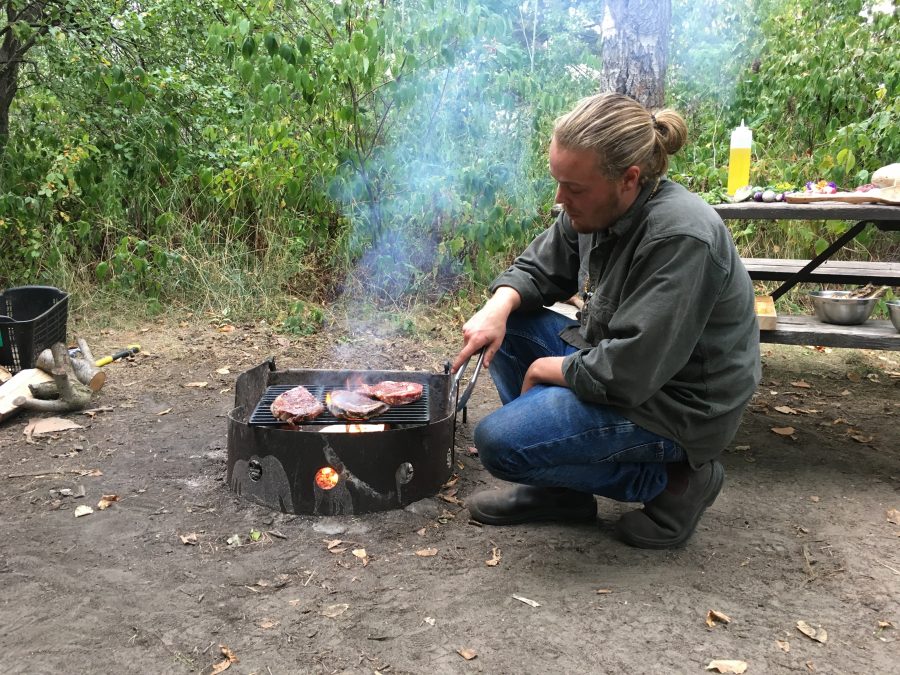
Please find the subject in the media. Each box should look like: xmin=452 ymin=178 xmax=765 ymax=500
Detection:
xmin=621 ymin=165 xmax=641 ymax=191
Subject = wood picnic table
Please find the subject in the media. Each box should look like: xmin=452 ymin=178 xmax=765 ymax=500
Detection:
xmin=713 ymin=202 xmax=900 ymax=350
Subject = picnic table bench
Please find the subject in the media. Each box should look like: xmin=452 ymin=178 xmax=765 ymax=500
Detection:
xmin=713 ymin=202 xmax=900 ymax=350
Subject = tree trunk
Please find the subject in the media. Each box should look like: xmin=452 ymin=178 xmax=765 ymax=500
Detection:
xmin=0 ymin=1 xmax=49 ymax=154
xmin=0 ymin=4 xmax=21 ymax=152
xmin=599 ymin=0 xmax=671 ymax=109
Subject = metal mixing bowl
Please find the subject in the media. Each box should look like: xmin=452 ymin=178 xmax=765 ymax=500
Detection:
xmin=809 ymin=290 xmax=877 ymax=325
xmin=888 ymin=300 xmax=900 ymax=332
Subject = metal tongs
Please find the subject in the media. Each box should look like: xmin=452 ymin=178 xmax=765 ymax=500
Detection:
xmin=451 ymin=347 xmax=486 ymax=413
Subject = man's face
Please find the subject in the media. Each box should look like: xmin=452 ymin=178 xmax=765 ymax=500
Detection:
xmin=549 ymin=138 xmax=639 ymax=233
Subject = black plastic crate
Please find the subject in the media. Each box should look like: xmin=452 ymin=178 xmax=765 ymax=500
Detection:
xmin=0 ymin=286 xmax=69 ymax=374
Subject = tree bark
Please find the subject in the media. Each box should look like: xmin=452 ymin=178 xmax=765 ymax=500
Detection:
xmin=599 ymin=0 xmax=671 ymax=108
xmin=0 ymin=1 xmax=51 ymax=154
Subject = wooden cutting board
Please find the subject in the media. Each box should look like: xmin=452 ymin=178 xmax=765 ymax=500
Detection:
xmin=785 ymin=186 xmax=900 ymax=205
xmin=0 ymin=368 xmax=53 ymax=422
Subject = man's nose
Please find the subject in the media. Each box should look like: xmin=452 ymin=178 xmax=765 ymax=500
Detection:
xmin=554 ymin=185 xmax=564 ymax=204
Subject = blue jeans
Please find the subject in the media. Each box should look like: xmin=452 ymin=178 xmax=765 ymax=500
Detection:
xmin=474 ymin=309 xmax=685 ymax=503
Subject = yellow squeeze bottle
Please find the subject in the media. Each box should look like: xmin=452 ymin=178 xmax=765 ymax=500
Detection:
xmin=727 ymin=120 xmax=752 ymax=196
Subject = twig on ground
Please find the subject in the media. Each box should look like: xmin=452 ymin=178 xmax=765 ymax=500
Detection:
xmin=876 ymin=560 xmax=900 ymax=575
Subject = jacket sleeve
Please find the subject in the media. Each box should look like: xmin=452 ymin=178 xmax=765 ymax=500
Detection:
xmin=562 ymin=234 xmax=729 ymax=407
xmin=489 ymin=214 xmax=581 ymax=309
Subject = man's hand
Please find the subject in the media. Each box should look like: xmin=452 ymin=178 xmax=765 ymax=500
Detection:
xmin=521 ymin=356 xmax=567 ymax=394
xmin=451 ymin=287 xmax=521 ymax=372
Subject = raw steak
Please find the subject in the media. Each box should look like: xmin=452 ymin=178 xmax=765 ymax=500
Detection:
xmin=327 ymin=390 xmax=389 ymax=420
xmin=359 ymin=381 xmax=424 ymax=406
xmin=270 ymin=385 xmax=325 ymax=423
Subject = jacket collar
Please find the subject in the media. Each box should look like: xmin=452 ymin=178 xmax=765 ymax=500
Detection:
xmin=603 ymin=178 xmax=665 ymax=239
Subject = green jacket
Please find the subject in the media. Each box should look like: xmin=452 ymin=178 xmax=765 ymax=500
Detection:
xmin=492 ymin=179 xmax=761 ymax=464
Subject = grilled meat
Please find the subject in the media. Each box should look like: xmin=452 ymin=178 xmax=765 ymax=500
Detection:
xmin=359 ymin=381 xmax=423 ymax=406
xmin=270 ymin=385 xmax=325 ymax=423
xmin=327 ymin=390 xmax=389 ymax=420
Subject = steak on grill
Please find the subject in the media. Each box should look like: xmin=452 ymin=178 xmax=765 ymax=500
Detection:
xmin=359 ymin=381 xmax=424 ymax=406
xmin=270 ymin=385 xmax=325 ymax=423
xmin=327 ymin=390 xmax=389 ymax=420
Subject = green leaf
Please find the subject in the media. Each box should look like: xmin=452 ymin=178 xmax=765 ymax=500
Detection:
xmin=95 ymin=261 xmax=109 ymax=281
xmin=264 ymin=33 xmax=279 ymax=56
xmin=242 ymin=36 xmax=256 ymax=59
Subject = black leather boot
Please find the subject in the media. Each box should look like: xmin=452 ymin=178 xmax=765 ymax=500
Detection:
xmin=467 ymin=485 xmax=597 ymax=526
xmin=615 ymin=460 xmax=725 ymax=549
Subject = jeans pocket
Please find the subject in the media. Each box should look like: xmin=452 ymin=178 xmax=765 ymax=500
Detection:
xmin=603 ymin=440 xmax=666 ymax=464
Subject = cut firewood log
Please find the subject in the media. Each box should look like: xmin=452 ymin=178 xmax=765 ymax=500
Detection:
xmin=35 ymin=336 xmax=106 ymax=392
xmin=15 ymin=343 xmax=92 ymax=412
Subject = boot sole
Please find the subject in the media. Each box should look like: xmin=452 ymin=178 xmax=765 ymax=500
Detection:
xmin=468 ymin=502 xmax=597 ymax=526
xmin=616 ymin=461 xmax=725 ymax=549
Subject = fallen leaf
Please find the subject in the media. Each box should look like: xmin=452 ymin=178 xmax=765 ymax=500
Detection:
xmin=81 ymin=469 xmax=103 ymax=477
xmin=776 ymin=639 xmax=790 ymax=652
xmin=457 ymin=648 xmax=477 ymax=661
xmin=846 ymin=371 xmax=862 ymax=383
xmin=705 ymin=660 xmax=748 ymax=674
xmin=217 ymin=324 xmax=235 ymax=333
xmin=226 ymin=534 xmax=242 ymax=547
xmin=416 ymin=548 xmax=438 ymax=557
xmin=267 ymin=530 xmax=286 ymax=539
xmin=734 ymin=445 xmax=751 ymax=452
xmin=210 ymin=644 xmax=239 ymax=674
xmin=512 ymin=594 xmax=540 ymax=608
xmin=249 ymin=529 xmax=261 ymax=542
xmin=157 ymin=408 xmax=172 ymax=416
xmin=74 ymin=505 xmax=93 ymax=518
xmin=352 ymin=548 xmax=369 ymax=566
xmin=810 ymin=495 xmax=820 ymax=503
xmin=321 ymin=603 xmax=349 ymax=618
xmin=848 ymin=432 xmax=873 ymax=444
xmin=839 ymin=389 xmax=850 ymax=396
xmin=706 ymin=609 xmax=732 ymax=628
xmin=24 ymin=417 xmax=84 ymax=437
xmin=877 ymin=620 xmax=895 ymax=630
xmin=886 ymin=509 xmax=900 ymax=526
xmin=184 ymin=381 xmax=208 ymax=388
xmin=771 ymin=426 xmax=796 ymax=437
xmin=423 ymin=616 xmax=435 ymax=626
xmin=774 ymin=406 xmax=798 ymax=415
xmin=216 ymin=367 xmax=231 ymax=375
xmin=438 ymin=493 xmax=463 ymax=506
xmin=325 ymin=539 xmax=343 ymax=550
xmin=97 ymin=494 xmax=119 ymax=510
xmin=288 ymin=599 xmax=302 ymax=607
xmin=596 ymin=589 xmax=612 ymax=595
xmin=416 ymin=527 xmax=427 ymax=536
xmin=180 ymin=533 xmax=198 ymax=545
xmin=791 ymin=380 xmax=812 ymax=388
xmin=485 ymin=547 xmax=502 ymax=567
xmin=258 ymin=619 xmax=279 ymax=629
xmin=796 ymin=620 xmax=828 ymax=643
xmin=806 ymin=661 xmax=815 ymax=671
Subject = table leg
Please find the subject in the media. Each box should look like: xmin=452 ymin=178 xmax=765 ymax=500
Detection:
xmin=770 ymin=220 xmax=871 ymax=300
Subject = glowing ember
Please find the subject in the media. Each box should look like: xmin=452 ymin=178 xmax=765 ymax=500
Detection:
xmin=319 ymin=424 xmax=388 ymax=433
xmin=315 ymin=467 xmax=340 ymax=490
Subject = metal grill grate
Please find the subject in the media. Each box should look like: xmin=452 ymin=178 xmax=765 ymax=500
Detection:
xmin=249 ymin=384 xmax=430 ymax=426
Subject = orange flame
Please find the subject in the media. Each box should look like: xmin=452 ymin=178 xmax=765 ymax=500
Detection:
xmin=315 ymin=467 xmax=340 ymax=490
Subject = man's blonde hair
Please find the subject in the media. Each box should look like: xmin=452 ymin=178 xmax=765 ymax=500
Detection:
xmin=553 ymin=93 xmax=688 ymax=184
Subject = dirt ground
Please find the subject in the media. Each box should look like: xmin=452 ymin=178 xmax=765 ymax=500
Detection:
xmin=1 ymin=312 xmax=898 ymax=674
